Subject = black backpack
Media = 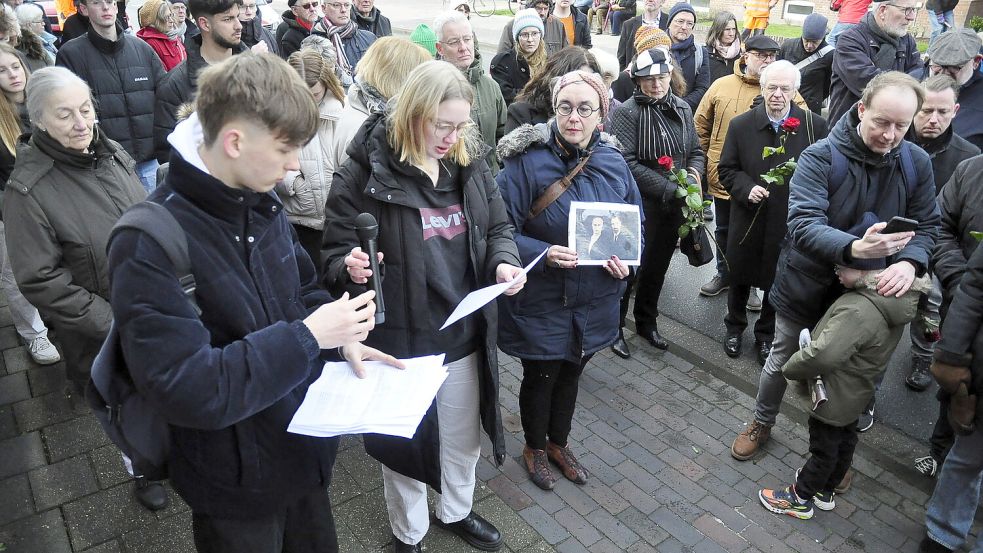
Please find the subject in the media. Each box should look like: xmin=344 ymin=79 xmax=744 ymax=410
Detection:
xmin=86 ymin=200 xmax=199 ymax=481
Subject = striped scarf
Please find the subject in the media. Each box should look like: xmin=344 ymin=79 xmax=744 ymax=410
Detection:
xmin=633 ymin=91 xmax=683 ymax=161
xmin=323 ymin=19 xmax=358 ymax=80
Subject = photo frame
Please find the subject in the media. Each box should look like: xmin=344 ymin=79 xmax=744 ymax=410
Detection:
xmin=567 ymin=201 xmax=642 ymax=266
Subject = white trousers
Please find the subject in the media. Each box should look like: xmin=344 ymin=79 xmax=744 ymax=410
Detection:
xmin=0 ymin=221 xmax=47 ymax=341
xmin=383 ymin=352 xmax=481 ymax=545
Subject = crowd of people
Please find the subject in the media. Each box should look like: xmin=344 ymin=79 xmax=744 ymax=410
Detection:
xmin=2 ymin=0 xmax=983 ymax=551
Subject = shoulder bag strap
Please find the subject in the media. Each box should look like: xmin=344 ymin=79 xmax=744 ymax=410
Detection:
xmin=527 ymin=153 xmax=593 ymax=219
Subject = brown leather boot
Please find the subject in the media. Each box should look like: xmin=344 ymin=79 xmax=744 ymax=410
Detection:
xmin=523 ymin=446 xmax=556 ymax=490
xmin=834 ymin=469 xmax=853 ymax=494
xmin=547 ymin=442 xmax=588 ymax=485
xmin=731 ymin=420 xmax=771 ymax=461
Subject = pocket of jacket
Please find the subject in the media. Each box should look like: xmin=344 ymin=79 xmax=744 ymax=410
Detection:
xmin=62 ymin=242 xmax=99 ymax=293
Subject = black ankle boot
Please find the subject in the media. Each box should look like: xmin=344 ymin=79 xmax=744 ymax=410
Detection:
xmin=611 ymin=329 xmax=631 ymax=358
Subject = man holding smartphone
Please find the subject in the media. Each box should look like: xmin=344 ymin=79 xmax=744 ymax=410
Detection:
xmin=730 ymin=71 xmax=941 ymax=462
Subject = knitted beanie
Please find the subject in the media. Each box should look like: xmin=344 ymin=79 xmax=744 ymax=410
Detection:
xmin=138 ymin=0 xmax=165 ymax=28
xmin=667 ymin=2 xmax=696 ymax=26
xmin=513 ymin=8 xmax=545 ymax=41
xmin=634 ymin=25 xmax=671 ymax=54
xmin=551 ymin=70 xmax=611 ymax=118
xmin=410 ymin=23 xmax=438 ymax=57
xmin=801 ymin=13 xmax=828 ymax=40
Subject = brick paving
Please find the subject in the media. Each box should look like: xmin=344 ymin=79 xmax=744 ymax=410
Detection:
xmin=3 ymin=278 xmax=976 ymax=553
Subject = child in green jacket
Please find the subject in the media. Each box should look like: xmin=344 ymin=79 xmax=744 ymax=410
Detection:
xmin=758 ymin=269 xmax=931 ymax=519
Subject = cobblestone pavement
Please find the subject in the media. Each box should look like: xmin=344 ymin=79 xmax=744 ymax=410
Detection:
xmin=3 ymin=276 xmax=976 ymax=553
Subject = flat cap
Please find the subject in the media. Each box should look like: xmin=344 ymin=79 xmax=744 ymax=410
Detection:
xmin=926 ymin=28 xmax=982 ymax=66
xmin=745 ymin=35 xmax=780 ymax=51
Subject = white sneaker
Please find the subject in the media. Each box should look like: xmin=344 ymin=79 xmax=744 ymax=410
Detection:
xmin=28 ymin=336 xmax=61 ymax=365
xmin=913 ymin=455 xmax=939 ymax=477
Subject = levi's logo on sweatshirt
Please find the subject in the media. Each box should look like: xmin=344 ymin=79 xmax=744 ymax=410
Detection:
xmin=421 ymin=205 xmax=467 ymax=241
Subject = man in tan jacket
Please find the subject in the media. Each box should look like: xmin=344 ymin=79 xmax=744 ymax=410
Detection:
xmin=695 ymin=35 xmax=807 ymax=300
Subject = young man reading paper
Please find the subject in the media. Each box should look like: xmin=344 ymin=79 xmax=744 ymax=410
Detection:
xmin=104 ymin=52 xmax=402 ymax=553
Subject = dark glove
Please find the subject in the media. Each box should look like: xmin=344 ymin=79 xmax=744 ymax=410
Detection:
xmin=932 ymin=360 xmax=972 ymax=395
xmin=749 ymin=95 xmax=764 ymax=110
xmin=948 ymin=384 xmax=977 ymax=436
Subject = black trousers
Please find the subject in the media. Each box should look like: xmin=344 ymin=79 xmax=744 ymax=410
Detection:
xmin=930 ymin=390 xmax=955 ymax=464
xmin=724 ymin=284 xmax=776 ymax=342
xmin=714 ymin=197 xmax=730 ymax=279
xmin=628 ymin=207 xmax=684 ymax=329
xmin=292 ymin=224 xmax=323 ymax=277
xmin=519 ymin=356 xmax=592 ymax=450
xmin=191 ymin=489 xmax=338 ymax=553
xmin=795 ymin=417 xmax=859 ymax=500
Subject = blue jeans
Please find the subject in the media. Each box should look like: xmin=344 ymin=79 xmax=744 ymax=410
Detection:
xmin=135 ymin=159 xmax=160 ymax=193
xmin=926 ymin=9 xmax=955 ymax=43
xmin=611 ymin=9 xmax=632 ymax=35
xmin=826 ymin=22 xmax=855 ymax=47
xmin=925 ymin=427 xmax=983 ymax=552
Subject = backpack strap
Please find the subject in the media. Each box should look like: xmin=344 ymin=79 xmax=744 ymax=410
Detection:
xmin=898 ymin=141 xmax=917 ymax=197
xmin=110 ymin=201 xmax=200 ymax=315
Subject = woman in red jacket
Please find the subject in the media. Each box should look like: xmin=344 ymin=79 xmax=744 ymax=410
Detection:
xmin=136 ymin=0 xmax=187 ymax=71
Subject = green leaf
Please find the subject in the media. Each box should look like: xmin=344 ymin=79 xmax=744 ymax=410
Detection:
xmin=761 ymin=174 xmax=779 ymax=185
xmin=703 ymin=200 xmax=713 ymax=206
xmin=689 ymin=220 xmax=700 ymax=229
xmin=678 ymin=224 xmax=691 ymax=238
xmin=687 ymin=184 xmax=701 ymax=195
xmin=674 ymin=187 xmax=687 ymax=198
xmin=686 ymin=195 xmax=703 ymax=211
xmin=762 ymin=146 xmax=776 ymax=159
xmin=972 ymin=231 xmax=983 ymax=241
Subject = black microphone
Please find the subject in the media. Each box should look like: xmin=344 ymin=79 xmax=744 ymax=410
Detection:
xmin=354 ymin=213 xmax=385 ymax=325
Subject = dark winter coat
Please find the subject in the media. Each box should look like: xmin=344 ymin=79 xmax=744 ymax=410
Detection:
xmin=352 ymin=6 xmax=391 ymax=36
xmin=933 ymin=155 xmax=983 ymax=317
xmin=495 ymin=123 xmax=643 ymax=362
xmin=56 ymin=26 xmax=165 ymax=163
xmin=505 ymin=101 xmax=548 ymax=134
xmin=779 ymin=37 xmax=833 ymax=115
xmin=107 ymin=148 xmax=339 ymax=519
xmin=909 ymin=125 xmax=980 ymax=194
xmin=561 ymin=7 xmax=592 ymax=49
xmin=617 ymin=14 xmax=668 ymax=70
xmin=672 ymin=39 xmax=709 ymax=110
xmin=241 ymin=15 xmax=280 ymax=56
xmin=3 ymin=128 xmax=145 ymax=383
xmin=828 ymin=13 xmax=920 ymax=126
xmin=154 ymin=35 xmax=248 ymax=161
xmin=59 ymin=13 xmax=89 ymax=45
xmin=925 ymin=0 xmax=958 ymax=12
xmin=718 ymin=104 xmax=829 ymax=287
xmin=276 ymin=11 xmax=311 ymax=59
xmin=490 ymin=49 xmax=533 ymax=105
xmin=933 ymin=242 xmax=983 ymax=421
xmin=707 ymin=48 xmax=740 ymax=84
xmin=608 ymin=94 xmax=705 ymax=215
xmin=182 ymin=19 xmax=200 ymax=43
xmin=952 ymin=71 xmax=983 ymax=151
xmin=769 ymin=104 xmax=940 ymax=326
xmin=784 ymin=283 xmax=922 ymax=426
xmin=321 ymin=113 xmax=519 ymax=486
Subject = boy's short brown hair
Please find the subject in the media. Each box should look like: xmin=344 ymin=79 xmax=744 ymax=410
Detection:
xmin=195 ymin=52 xmax=317 ymax=147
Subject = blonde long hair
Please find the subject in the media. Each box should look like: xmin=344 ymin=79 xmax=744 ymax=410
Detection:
xmin=0 ymin=44 xmax=27 ymax=157
xmin=387 ymin=60 xmax=476 ymax=169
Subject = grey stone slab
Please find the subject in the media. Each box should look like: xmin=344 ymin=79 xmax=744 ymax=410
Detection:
xmin=89 ymin=445 xmax=130 ymax=490
xmin=617 ymin=507 xmax=670 ymax=547
xmin=81 ymin=540 xmax=123 ymax=553
xmin=2 ymin=346 xmax=32 ymax=374
xmin=473 ymin=492 xmax=544 ymax=552
xmin=517 ymin=505 xmax=570 ymax=545
xmin=42 ymin=415 xmax=111 ymax=463
xmin=0 ymin=508 xmax=72 ymax=553
xmin=648 ymin=507 xmax=703 ymax=547
xmin=0 ymin=372 xmax=30 ymax=407
xmin=551 ymin=480 xmax=598 ymax=517
xmin=13 ymin=391 xmax=86 ymax=433
xmin=120 ymin=511 xmax=195 ymax=553
xmin=585 ymin=507 xmax=640 ymax=549
xmin=62 ymin=484 xmax=158 ymax=551
xmin=0 ymin=474 xmax=34 ymax=526
xmin=26 ymin=365 xmax=67 ymax=398
xmin=0 ymin=404 xmax=19 ymax=441
xmin=553 ymin=507 xmax=602 ymax=547
xmin=611 ymin=479 xmax=661 ymax=515
xmin=28 ymin=455 xmax=99 ymax=512
xmin=0 ymin=431 xmax=45 ymax=479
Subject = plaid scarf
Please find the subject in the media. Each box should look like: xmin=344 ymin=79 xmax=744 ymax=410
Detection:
xmin=322 ymin=19 xmax=358 ymax=79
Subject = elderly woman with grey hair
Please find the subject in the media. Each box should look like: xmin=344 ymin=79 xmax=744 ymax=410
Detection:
xmin=496 ymin=69 xmax=643 ymax=491
xmin=3 ymin=66 xmax=144 ymax=403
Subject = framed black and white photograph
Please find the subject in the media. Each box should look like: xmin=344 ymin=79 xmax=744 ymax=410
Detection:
xmin=568 ymin=201 xmax=642 ymax=266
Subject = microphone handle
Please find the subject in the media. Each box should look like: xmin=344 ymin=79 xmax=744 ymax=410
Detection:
xmin=362 ymin=237 xmax=386 ymax=325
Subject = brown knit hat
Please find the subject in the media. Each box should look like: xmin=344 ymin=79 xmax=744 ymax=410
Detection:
xmin=634 ymin=26 xmax=671 ymax=55
xmin=139 ymin=0 xmax=165 ymax=29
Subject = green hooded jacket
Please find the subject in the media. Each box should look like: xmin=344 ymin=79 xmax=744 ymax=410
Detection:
xmin=465 ymin=56 xmax=507 ymax=174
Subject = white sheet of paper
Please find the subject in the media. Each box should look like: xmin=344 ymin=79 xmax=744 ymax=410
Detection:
xmin=439 ymin=248 xmax=548 ymax=331
xmin=288 ymin=354 xmax=447 ymax=439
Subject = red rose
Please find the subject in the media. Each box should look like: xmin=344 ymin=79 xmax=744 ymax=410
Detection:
xmin=781 ymin=117 xmax=801 ymax=133
xmin=658 ymin=155 xmax=673 ymax=171
xmin=925 ymin=329 xmax=941 ymax=342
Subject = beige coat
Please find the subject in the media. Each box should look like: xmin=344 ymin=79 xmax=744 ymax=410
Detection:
xmin=276 ymin=96 xmax=344 ymax=230
xmin=695 ymin=61 xmax=807 ymax=199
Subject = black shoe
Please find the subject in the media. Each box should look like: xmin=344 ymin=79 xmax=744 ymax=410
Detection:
xmin=906 ymin=356 xmax=933 ymax=391
xmin=703 ymin=205 xmax=714 ymax=222
xmin=724 ymin=334 xmax=742 ymax=358
xmin=434 ymin=512 xmax=503 ymax=552
xmin=755 ymin=340 xmax=772 ymax=366
xmin=637 ymin=324 xmax=668 ymax=350
xmin=857 ymin=402 xmax=874 ymax=433
xmin=700 ymin=274 xmax=729 ymax=297
xmin=392 ymin=535 xmax=422 ymax=553
xmin=611 ymin=330 xmax=631 ymax=359
xmin=134 ymin=477 xmax=169 ymax=511
xmin=918 ymin=536 xmax=954 ymax=553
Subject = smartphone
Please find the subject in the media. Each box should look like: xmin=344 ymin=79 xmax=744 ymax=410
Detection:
xmin=882 ymin=216 xmax=918 ymax=234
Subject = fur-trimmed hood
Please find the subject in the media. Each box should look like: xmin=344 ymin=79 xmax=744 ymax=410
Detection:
xmin=497 ymin=122 xmax=623 ymax=161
